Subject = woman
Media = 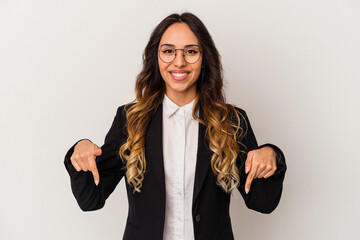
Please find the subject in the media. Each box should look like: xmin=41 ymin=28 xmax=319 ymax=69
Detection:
xmin=64 ymin=12 xmax=287 ymax=240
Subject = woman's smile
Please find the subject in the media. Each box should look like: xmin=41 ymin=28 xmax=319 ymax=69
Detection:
xmin=169 ymin=70 xmax=190 ymax=81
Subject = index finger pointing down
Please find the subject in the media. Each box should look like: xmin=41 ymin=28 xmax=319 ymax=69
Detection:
xmin=88 ymin=154 xmax=100 ymax=186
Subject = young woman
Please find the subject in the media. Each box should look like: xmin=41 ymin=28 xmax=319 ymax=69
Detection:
xmin=64 ymin=12 xmax=287 ymax=240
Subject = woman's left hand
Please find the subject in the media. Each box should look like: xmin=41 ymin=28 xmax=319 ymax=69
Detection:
xmin=244 ymin=146 xmax=277 ymax=194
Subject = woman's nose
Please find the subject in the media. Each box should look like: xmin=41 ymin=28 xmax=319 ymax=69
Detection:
xmin=173 ymin=50 xmax=187 ymax=67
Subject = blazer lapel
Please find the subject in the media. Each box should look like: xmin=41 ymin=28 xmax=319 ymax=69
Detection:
xmin=192 ymin=108 xmax=212 ymax=205
xmin=145 ymin=103 xmax=165 ymax=195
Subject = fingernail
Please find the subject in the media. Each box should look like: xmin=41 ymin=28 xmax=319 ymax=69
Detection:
xmin=245 ymin=166 xmax=249 ymax=173
xmin=245 ymin=188 xmax=249 ymax=194
xmin=95 ymin=179 xmax=99 ymax=186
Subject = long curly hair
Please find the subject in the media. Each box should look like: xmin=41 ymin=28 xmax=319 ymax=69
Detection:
xmin=119 ymin=12 xmax=246 ymax=193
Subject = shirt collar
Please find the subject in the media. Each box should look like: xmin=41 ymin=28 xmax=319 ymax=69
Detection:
xmin=163 ymin=94 xmax=196 ymax=118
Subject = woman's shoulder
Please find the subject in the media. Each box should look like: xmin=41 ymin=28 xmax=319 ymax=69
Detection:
xmin=115 ymin=102 xmax=137 ymax=115
xmin=226 ymin=103 xmax=249 ymax=122
xmin=232 ymin=105 xmax=246 ymax=115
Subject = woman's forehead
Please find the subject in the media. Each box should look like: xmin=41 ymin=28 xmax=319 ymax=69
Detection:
xmin=159 ymin=23 xmax=199 ymax=47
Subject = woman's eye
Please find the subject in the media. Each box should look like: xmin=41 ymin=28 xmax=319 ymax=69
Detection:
xmin=186 ymin=49 xmax=198 ymax=55
xmin=163 ymin=49 xmax=175 ymax=54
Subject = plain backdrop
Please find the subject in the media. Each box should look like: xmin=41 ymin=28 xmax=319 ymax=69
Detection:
xmin=1 ymin=0 xmax=359 ymax=239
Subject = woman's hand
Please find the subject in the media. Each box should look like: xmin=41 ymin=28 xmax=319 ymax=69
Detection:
xmin=244 ymin=146 xmax=277 ymax=194
xmin=70 ymin=139 xmax=102 ymax=186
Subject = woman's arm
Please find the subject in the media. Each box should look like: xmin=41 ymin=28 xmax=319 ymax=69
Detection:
xmin=64 ymin=106 xmax=127 ymax=211
xmin=236 ymin=108 xmax=287 ymax=214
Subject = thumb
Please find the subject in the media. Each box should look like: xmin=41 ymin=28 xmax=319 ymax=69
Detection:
xmin=94 ymin=147 xmax=102 ymax=156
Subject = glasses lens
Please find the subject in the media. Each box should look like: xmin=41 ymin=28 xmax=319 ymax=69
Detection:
xmin=184 ymin=46 xmax=201 ymax=64
xmin=159 ymin=46 xmax=175 ymax=63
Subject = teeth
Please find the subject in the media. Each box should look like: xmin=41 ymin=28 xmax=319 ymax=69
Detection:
xmin=172 ymin=72 xmax=188 ymax=77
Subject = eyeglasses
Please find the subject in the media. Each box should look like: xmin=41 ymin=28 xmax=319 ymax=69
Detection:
xmin=158 ymin=45 xmax=203 ymax=64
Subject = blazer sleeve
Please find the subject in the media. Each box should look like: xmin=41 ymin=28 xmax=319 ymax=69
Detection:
xmin=235 ymin=108 xmax=287 ymax=214
xmin=64 ymin=105 xmax=127 ymax=211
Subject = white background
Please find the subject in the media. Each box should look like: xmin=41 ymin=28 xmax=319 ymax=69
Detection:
xmin=1 ymin=0 xmax=359 ymax=239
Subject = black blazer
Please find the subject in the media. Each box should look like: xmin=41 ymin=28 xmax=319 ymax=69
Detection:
xmin=64 ymin=103 xmax=287 ymax=240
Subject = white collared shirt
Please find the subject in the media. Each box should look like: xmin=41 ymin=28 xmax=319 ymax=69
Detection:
xmin=162 ymin=94 xmax=199 ymax=240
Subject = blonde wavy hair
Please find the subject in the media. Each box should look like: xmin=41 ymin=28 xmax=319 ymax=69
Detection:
xmin=119 ymin=13 xmax=247 ymax=193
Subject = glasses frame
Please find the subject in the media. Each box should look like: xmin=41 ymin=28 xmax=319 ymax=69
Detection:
xmin=157 ymin=45 xmax=203 ymax=64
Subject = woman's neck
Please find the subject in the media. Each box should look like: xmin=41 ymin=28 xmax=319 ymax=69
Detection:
xmin=165 ymin=92 xmax=197 ymax=107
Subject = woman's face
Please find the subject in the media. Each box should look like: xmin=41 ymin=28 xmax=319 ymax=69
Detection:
xmin=158 ymin=23 xmax=203 ymax=105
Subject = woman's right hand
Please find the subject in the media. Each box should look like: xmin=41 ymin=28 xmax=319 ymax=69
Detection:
xmin=70 ymin=139 xmax=102 ymax=185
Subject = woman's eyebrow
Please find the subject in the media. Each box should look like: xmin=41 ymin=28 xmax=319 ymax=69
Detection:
xmin=160 ymin=43 xmax=200 ymax=48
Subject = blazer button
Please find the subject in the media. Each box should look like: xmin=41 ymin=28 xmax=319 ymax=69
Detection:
xmin=195 ymin=214 xmax=201 ymax=222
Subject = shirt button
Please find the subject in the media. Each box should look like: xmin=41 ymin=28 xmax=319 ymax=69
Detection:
xmin=178 ymin=191 xmax=182 ymax=196
xmin=195 ymin=214 xmax=201 ymax=222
